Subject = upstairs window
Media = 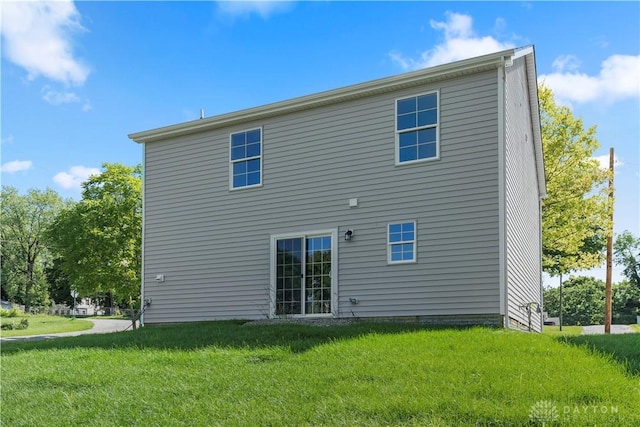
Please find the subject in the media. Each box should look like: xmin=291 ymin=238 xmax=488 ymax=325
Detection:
xmin=230 ymin=128 xmax=262 ymax=189
xmin=396 ymin=92 xmax=439 ymax=164
xmin=388 ymin=221 xmax=416 ymax=263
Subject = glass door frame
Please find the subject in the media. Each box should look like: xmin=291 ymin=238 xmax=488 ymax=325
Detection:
xmin=269 ymin=229 xmax=338 ymax=318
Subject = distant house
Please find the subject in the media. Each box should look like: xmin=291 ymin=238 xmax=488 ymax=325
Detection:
xmin=129 ymin=46 xmax=546 ymax=331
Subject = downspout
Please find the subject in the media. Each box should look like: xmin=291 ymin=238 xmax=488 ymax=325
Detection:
xmin=497 ymin=55 xmax=510 ymax=327
xmin=140 ymin=143 xmax=146 ymax=326
xmin=538 ymin=157 xmax=546 ymax=331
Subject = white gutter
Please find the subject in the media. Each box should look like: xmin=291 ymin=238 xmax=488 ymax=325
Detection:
xmin=129 ymin=48 xmax=521 ymax=144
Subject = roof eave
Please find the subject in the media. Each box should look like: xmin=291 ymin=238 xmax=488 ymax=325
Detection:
xmin=129 ymin=48 xmax=518 ymax=144
xmin=523 ymin=48 xmax=547 ymax=198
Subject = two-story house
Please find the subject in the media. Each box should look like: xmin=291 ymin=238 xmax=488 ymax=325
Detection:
xmin=129 ymin=46 xmax=546 ymax=331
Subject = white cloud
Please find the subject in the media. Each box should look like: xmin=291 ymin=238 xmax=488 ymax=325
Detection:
xmin=539 ymin=54 xmax=640 ymax=105
xmin=593 ymin=154 xmax=623 ymax=171
xmin=216 ymin=1 xmax=294 ymax=19
xmin=1 ymin=134 xmax=15 ymax=145
xmin=53 ymin=166 xmax=100 ymax=190
xmin=0 ymin=0 xmax=89 ymax=85
xmin=551 ymin=55 xmax=581 ymax=73
xmin=389 ymin=12 xmax=515 ymax=70
xmin=41 ymin=85 xmax=91 ymax=110
xmin=1 ymin=160 xmax=33 ymax=173
xmin=42 ymin=86 xmax=81 ymax=105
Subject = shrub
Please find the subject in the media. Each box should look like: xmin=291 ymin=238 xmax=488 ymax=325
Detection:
xmin=0 ymin=308 xmax=22 ymax=318
xmin=1 ymin=321 xmax=15 ymax=330
xmin=1 ymin=318 xmax=30 ymax=330
xmin=17 ymin=318 xmax=29 ymax=330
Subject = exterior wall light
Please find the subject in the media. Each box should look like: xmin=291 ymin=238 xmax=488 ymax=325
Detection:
xmin=344 ymin=229 xmax=354 ymax=241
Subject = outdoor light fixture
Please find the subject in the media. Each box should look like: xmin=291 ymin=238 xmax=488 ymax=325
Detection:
xmin=344 ymin=229 xmax=354 ymax=241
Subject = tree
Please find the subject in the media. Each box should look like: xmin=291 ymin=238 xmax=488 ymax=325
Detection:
xmin=539 ymin=85 xmax=611 ymax=276
xmin=47 ymin=163 xmax=142 ymax=325
xmin=613 ymin=230 xmax=640 ymax=288
xmin=45 ymin=257 xmax=75 ymax=307
xmin=612 ymin=279 xmax=640 ymax=324
xmin=543 ymin=276 xmax=605 ymax=325
xmin=544 ymin=276 xmax=638 ymax=325
xmin=1 ymin=186 xmax=65 ymax=312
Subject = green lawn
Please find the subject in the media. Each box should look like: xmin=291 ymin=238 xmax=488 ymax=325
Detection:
xmin=0 ymin=315 xmax=93 ymax=338
xmin=1 ymin=321 xmax=638 ymax=426
xmin=543 ymin=325 xmax=583 ymax=336
xmin=561 ymin=333 xmax=640 ymax=377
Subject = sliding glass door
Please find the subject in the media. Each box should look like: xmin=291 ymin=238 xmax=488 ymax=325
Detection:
xmin=273 ymin=233 xmax=334 ymax=316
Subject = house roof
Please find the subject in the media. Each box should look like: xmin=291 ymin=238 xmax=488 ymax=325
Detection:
xmin=129 ymin=46 xmax=545 ymax=197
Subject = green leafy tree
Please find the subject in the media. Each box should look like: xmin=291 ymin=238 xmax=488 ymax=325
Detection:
xmin=544 ymin=278 xmax=639 ymax=325
xmin=612 ymin=279 xmax=640 ymax=324
xmin=539 ymin=85 xmax=611 ymax=276
xmin=47 ymin=163 xmax=142 ymax=325
xmin=613 ymin=230 xmax=640 ymax=288
xmin=543 ymin=276 xmax=605 ymax=325
xmin=1 ymin=186 xmax=65 ymax=312
xmin=45 ymin=258 xmax=75 ymax=306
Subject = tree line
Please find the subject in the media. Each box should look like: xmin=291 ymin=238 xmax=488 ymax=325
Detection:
xmin=1 ymin=86 xmax=638 ymax=320
xmin=543 ymin=276 xmax=640 ymax=325
xmin=1 ymin=163 xmax=141 ymax=314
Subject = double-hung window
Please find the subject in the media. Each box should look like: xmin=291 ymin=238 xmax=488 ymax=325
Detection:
xmin=388 ymin=221 xmax=416 ymax=263
xmin=230 ymin=128 xmax=262 ymax=189
xmin=396 ymin=92 xmax=438 ymax=164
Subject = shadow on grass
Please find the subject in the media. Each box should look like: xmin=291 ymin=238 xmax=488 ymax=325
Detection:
xmin=558 ymin=334 xmax=640 ymax=377
xmin=0 ymin=320 xmax=468 ymax=355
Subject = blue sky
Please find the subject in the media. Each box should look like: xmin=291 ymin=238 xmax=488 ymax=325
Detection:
xmin=1 ymin=1 xmax=638 ymax=284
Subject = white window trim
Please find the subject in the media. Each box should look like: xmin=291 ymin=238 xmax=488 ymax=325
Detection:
xmin=229 ymin=126 xmax=264 ymax=191
xmin=269 ymin=229 xmax=338 ymax=318
xmin=387 ymin=221 xmax=417 ymax=264
xmin=394 ymin=91 xmax=440 ymax=166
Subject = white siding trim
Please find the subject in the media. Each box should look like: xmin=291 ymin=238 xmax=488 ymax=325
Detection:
xmin=497 ymin=60 xmax=507 ymax=320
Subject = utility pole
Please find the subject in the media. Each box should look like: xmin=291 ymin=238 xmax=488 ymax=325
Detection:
xmin=604 ymin=147 xmax=614 ymax=334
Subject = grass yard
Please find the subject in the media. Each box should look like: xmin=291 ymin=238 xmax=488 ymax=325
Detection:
xmin=0 ymin=315 xmax=93 ymax=338
xmin=1 ymin=321 xmax=638 ymax=426
xmin=542 ymin=325 xmax=583 ymax=336
xmin=561 ymin=333 xmax=640 ymax=376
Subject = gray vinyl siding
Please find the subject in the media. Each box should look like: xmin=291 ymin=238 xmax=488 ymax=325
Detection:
xmin=504 ymin=57 xmax=543 ymax=331
xmin=142 ymin=71 xmax=502 ymax=323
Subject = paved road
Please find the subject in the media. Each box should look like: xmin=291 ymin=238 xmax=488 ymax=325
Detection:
xmin=581 ymin=324 xmax=638 ymax=335
xmin=0 ymin=319 xmax=135 ymax=342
